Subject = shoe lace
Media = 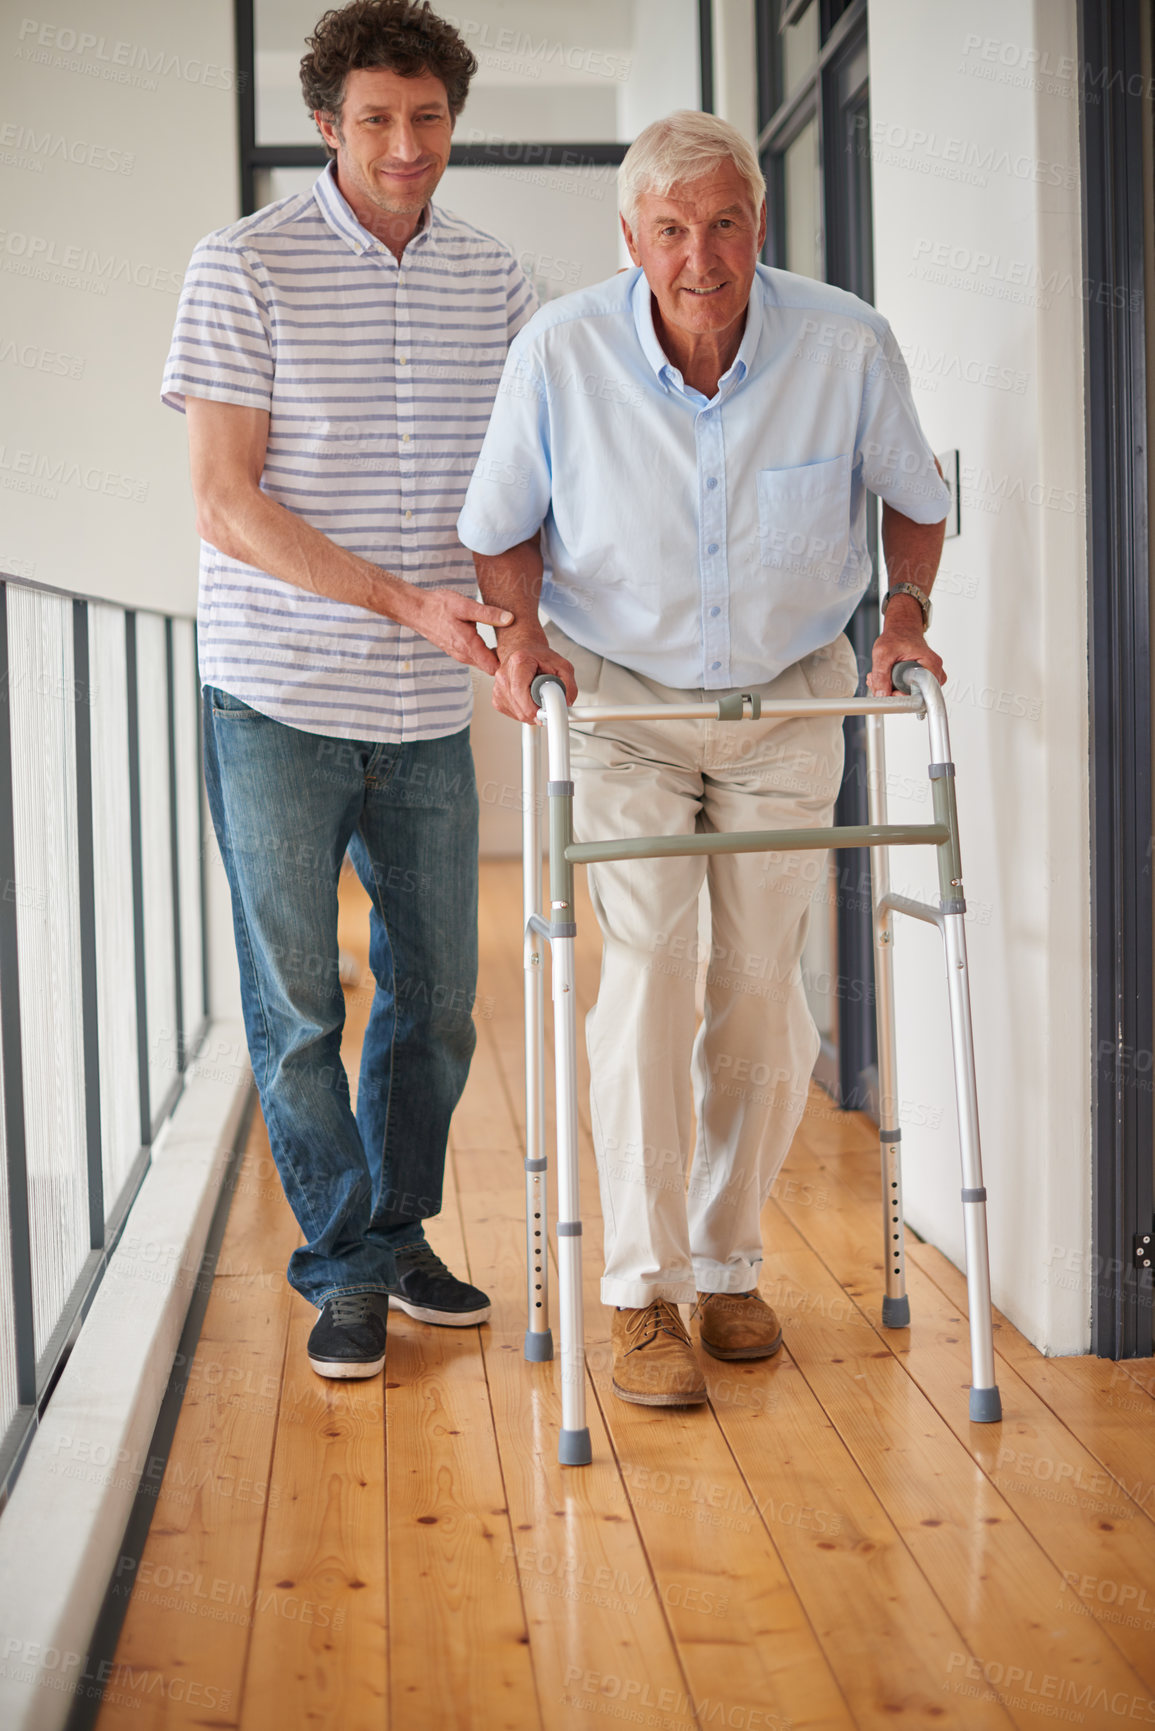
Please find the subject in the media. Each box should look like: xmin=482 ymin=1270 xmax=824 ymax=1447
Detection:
xmin=327 ymin=1292 xmax=380 ymax=1326
xmin=395 ymin=1242 xmax=452 ymax=1283
xmin=624 ymin=1301 xmax=690 ymax=1352
xmin=692 ymin=1290 xmax=755 ymax=1320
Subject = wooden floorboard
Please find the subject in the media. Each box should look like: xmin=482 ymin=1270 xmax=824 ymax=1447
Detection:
xmin=98 ymin=860 xmax=1155 ymax=1730
xmin=240 ymin=1289 xmax=388 ymax=1731
xmin=459 ymin=1143 xmax=697 ymax=1731
xmin=775 ymin=1129 xmax=1155 ymax=1711
xmin=95 ymin=1122 xmax=296 ymax=1730
xmin=761 ymin=1215 xmax=1153 ymax=1726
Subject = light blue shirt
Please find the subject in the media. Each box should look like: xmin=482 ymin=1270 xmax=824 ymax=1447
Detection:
xmin=457 ymin=265 xmax=951 ymax=689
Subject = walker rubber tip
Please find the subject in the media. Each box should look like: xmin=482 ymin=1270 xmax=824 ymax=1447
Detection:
xmin=969 ymin=1385 xmax=1002 ymax=1423
xmin=881 ymin=1294 xmax=911 ymax=1328
xmin=558 ymin=1427 xmax=592 ymax=1466
xmin=523 ymin=1328 xmax=554 ymax=1362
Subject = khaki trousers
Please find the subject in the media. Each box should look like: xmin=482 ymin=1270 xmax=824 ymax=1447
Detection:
xmin=545 ymin=621 xmax=858 ymax=1308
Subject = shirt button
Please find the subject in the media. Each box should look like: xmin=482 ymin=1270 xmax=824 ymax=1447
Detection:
xmin=405 ymin=509 xmax=413 ymax=520
xmin=398 ymin=355 xmax=408 ymax=366
xmin=710 ymin=606 xmax=721 ymax=617
xmin=707 ymin=477 xmax=718 ymax=489
xmin=707 ymin=543 xmax=719 ymax=555
xmin=711 ymin=661 xmax=722 ymax=671
xmin=402 ymin=433 xmax=411 ymax=444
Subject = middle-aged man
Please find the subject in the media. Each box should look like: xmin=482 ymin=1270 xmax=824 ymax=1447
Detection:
xmin=458 ymin=110 xmax=951 ymax=1407
xmin=161 ymin=0 xmax=538 ymax=1379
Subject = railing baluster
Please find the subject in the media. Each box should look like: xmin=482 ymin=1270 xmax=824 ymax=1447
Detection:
xmin=165 ymin=619 xmax=185 ymax=1078
xmin=73 ymin=600 xmax=105 ymax=1252
xmin=124 ymin=612 xmax=151 ymax=1150
xmin=0 ymin=583 xmax=36 ymax=1408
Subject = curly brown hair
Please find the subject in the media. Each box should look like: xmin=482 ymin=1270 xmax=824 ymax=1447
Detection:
xmin=300 ymin=0 xmax=477 ymax=147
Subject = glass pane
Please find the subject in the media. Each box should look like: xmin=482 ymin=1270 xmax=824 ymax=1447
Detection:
xmin=8 ymin=588 xmax=88 ymax=1358
xmin=256 ymin=163 xmax=621 ymax=301
xmin=255 ymin=0 xmax=699 ymax=148
xmin=783 ymin=113 xmax=822 ymax=279
xmin=173 ymin=620 xmax=204 ymax=1056
xmin=781 ymin=0 xmax=819 ymax=99
xmin=136 ymin=614 xmax=177 ymax=1133
xmin=0 ymin=1011 xmax=14 ymax=1433
xmin=254 ymin=166 xmax=318 ymax=207
xmin=437 ymin=165 xmax=621 ymax=299
xmin=89 ymin=604 xmax=142 ymax=1216
xmin=841 ymin=92 xmax=873 ymax=301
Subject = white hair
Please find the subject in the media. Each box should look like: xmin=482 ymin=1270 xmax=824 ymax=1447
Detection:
xmin=618 ymin=110 xmax=766 ymax=231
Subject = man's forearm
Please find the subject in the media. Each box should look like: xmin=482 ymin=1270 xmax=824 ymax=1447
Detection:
xmin=200 ymin=479 xmax=420 ymax=627
xmin=472 ymin=536 xmax=545 ymax=636
xmin=471 ymin=536 xmax=577 ymax=721
xmin=869 ymin=502 xmax=948 ymax=694
xmin=881 ymin=502 xmax=945 ymax=598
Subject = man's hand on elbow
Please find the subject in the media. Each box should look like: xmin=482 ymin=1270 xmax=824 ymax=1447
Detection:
xmin=409 ymin=586 xmax=513 ymax=676
xmin=491 ymin=622 xmax=577 ymax=724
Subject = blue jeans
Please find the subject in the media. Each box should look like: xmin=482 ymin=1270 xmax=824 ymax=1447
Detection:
xmin=202 ymin=688 xmax=479 ymax=1306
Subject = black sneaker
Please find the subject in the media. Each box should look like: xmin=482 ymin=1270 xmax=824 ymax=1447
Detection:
xmin=386 ymin=1242 xmax=491 ymax=1326
xmin=307 ymin=1291 xmax=389 ymax=1378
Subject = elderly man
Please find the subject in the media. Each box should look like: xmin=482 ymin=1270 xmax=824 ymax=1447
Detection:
xmin=457 ymin=110 xmax=950 ymax=1407
xmin=163 ymin=0 xmax=537 ymax=1380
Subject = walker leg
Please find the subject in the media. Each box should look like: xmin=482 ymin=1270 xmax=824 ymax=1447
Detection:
xmin=866 ymin=715 xmax=911 ymax=1329
xmin=522 ymin=723 xmax=552 ymax=1363
xmin=941 ymin=910 xmax=1002 ymax=1422
xmin=554 ymin=934 xmax=591 ymax=1464
xmin=915 ymin=682 xmax=1001 ymax=1422
xmin=539 ymin=685 xmax=591 ymax=1465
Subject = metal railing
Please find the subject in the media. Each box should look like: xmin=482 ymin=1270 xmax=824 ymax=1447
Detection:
xmin=0 ymin=573 xmax=207 ymax=1510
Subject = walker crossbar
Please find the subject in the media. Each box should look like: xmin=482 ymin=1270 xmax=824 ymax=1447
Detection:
xmin=568 ymin=696 xmax=924 ymax=723
xmin=520 ymin=662 xmax=1001 ymax=1466
xmin=567 ymin=821 xmax=949 ymax=867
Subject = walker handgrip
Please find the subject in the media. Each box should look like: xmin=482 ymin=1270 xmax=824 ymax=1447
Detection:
xmin=891 ymin=660 xmax=924 ymax=695
xmin=531 ymin=673 xmax=566 ymax=706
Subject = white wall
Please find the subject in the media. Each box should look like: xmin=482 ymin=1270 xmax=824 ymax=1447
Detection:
xmin=0 ymin=0 xmax=241 ymax=1020
xmin=0 ymin=2 xmax=236 ymax=613
xmin=865 ymin=0 xmax=1090 ymax=1351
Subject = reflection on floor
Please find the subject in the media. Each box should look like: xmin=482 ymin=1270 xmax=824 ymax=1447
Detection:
xmin=96 ymin=862 xmax=1155 ymax=1731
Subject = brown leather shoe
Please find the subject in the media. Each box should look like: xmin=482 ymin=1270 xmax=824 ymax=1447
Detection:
xmin=693 ymin=1290 xmax=783 ymax=1360
xmin=611 ymin=1301 xmax=708 ymax=1406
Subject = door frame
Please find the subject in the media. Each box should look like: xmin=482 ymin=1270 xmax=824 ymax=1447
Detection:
xmin=1080 ymin=0 xmax=1154 ymax=1358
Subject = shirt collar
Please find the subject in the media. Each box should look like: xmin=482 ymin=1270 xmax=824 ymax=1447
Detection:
xmin=630 ymin=264 xmax=763 ymax=397
xmin=312 ymin=159 xmax=435 ymax=256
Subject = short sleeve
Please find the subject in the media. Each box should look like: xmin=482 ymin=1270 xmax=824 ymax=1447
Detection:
xmin=856 ymin=323 xmax=951 ymax=523
xmin=506 ymin=257 xmax=539 ymax=342
xmin=457 ymin=324 xmax=552 ymax=554
xmin=161 ymin=235 xmax=274 ymax=415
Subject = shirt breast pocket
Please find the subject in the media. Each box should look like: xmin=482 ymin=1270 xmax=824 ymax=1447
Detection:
xmin=755 ymin=454 xmax=852 ymax=587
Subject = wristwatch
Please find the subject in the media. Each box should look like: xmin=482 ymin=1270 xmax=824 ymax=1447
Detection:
xmin=881 ymin=582 xmax=932 ymax=631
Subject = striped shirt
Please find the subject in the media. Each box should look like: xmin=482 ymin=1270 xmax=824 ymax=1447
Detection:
xmin=162 ymin=161 xmax=536 ymax=741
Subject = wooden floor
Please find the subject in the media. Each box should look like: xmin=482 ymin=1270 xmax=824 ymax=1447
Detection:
xmin=96 ymin=862 xmax=1155 ymax=1731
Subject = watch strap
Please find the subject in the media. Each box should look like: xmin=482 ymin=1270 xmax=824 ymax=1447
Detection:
xmin=882 ymin=582 xmax=931 ymax=630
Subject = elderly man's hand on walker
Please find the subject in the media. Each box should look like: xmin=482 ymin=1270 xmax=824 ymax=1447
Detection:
xmin=474 ymin=536 xmax=578 ymax=722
